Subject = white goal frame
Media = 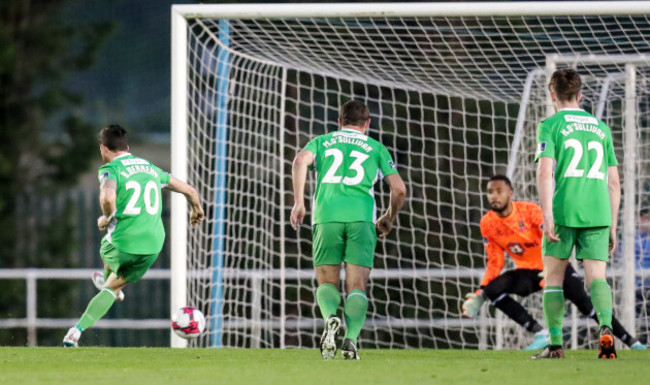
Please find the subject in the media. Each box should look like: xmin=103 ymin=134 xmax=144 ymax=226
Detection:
xmin=171 ymin=1 xmax=650 ymax=348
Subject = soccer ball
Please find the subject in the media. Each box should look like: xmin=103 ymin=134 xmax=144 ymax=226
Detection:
xmin=171 ymin=306 xmax=206 ymax=339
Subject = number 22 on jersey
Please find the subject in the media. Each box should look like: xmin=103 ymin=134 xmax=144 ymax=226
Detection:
xmin=563 ymin=139 xmax=605 ymax=180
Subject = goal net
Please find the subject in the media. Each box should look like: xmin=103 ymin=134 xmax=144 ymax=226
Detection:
xmin=171 ymin=3 xmax=650 ymax=349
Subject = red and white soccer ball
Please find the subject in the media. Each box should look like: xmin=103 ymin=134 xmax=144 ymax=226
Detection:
xmin=171 ymin=306 xmax=206 ymax=339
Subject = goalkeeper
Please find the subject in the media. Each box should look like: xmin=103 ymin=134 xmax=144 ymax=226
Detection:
xmin=290 ymin=100 xmax=406 ymax=360
xmin=462 ymin=175 xmax=644 ymax=350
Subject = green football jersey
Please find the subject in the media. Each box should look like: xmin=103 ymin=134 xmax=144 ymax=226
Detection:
xmin=534 ymin=108 xmax=618 ymax=227
xmin=97 ymin=153 xmax=171 ymax=254
xmin=303 ymin=128 xmax=399 ymax=224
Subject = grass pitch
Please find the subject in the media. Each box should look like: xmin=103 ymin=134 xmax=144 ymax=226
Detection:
xmin=2 ymin=347 xmax=649 ymax=385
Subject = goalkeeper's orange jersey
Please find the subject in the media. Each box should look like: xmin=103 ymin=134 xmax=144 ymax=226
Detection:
xmin=479 ymin=201 xmax=544 ymax=287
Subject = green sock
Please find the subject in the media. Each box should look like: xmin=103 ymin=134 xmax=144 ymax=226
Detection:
xmin=543 ymin=286 xmax=565 ymax=346
xmin=590 ymin=279 xmax=613 ymax=329
xmin=316 ymin=283 xmax=341 ymax=321
xmin=77 ymin=288 xmax=117 ymax=330
xmin=343 ymin=290 xmax=368 ymax=344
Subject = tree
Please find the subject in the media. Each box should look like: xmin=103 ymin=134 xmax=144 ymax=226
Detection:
xmin=0 ymin=0 xmax=114 ymax=345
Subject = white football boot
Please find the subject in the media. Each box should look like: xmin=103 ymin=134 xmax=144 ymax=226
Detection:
xmin=319 ymin=316 xmax=341 ymax=359
xmin=63 ymin=326 xmax=81 ymax=348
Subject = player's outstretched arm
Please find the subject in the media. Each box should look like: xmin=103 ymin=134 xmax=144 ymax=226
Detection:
xmin=608 ymin=165 xmax=621 ymax=254
xmin=165 ymin=176 xmax=205 ymax=227
xmin=97 ymin=179 xmax=117 ymax=231
xmin=536 ymin=157 xmax=559 ymax=242
xmin=290 ymin=150 xmax=314 ymax=230
xmin=376 ymin=174 xmax=406 ymax=238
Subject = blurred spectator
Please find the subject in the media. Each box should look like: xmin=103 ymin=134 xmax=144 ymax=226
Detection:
xmin=633 ymin=208 xmax=650 ymax=343
xmin=634 ymin=208 xmax=650 ymax=270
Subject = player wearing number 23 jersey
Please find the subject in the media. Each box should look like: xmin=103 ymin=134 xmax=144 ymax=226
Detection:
xmin=303 ymin=129 xmax=398 ymax=225
xmin=290 ymin=100 xmax=406 ymax=360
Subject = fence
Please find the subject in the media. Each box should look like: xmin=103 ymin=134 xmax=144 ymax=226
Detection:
xmin=0 ymin=268 xmax=170 ymax=346
xmin=2 ymin=267 xmax=648 ymax=348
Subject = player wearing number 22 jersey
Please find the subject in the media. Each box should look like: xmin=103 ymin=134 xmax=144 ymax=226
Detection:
xmin=533 ymin=69 xmax=621 ymax=359
xmin=63 ymin=125 xmax=204 ymax=347
xmin=290 ymin=100 xmax=406 ymax=360
xmin=536 ymin=109 xmax=618 ymax=228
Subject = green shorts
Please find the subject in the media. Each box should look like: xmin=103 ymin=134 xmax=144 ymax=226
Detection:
xmin=100 ymin=239 xmax=159 ymax=283
xmin=312 ymin=222 xmax=377 ymax=268
xmin=541 ymin=225 xmax=610 ymax=262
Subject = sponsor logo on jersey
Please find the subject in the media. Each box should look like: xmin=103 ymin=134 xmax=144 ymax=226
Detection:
xmin=121 ymin=158 xmax=150 ymax=166
xmin=388 ymin=161 xmax=396 ymax=169
xmin=334 ymin=130 xmax=368 ymax=141
xmin=506 ymin=241 xmax=525 ymax=256
xmin=482 ymin=237 xmax=489 ymax=245
xmin=536 ymin=142 xmax=546 ymax=156
xmin=564 ymin=114 xmax=599 ymax=125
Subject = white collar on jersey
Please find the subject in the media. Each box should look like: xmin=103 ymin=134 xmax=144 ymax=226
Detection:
xmin=559 ymin=108 xmax=584 ymax=112
xmin=113 ymin=152 xmax=132 ymax=160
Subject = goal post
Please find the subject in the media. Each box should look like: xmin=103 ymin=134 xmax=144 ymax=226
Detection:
xmin=170 ymin=8 xmax=188 ymax=348
xmin=171 ymin=2 xmax=650 ymax=349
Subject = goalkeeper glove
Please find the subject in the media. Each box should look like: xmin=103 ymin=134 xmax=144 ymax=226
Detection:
xmin=462 ymin=290 xmax=486 ymax=318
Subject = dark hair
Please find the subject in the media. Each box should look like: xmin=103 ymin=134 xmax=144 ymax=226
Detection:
xmin=99 ymin=124 xmax=129 ymax=151
xmin=339 ymin=99 xmax=370 ymax=127
xmin=640 ymin=208 xmax=650 ymax=217
xmin=549 ymin=69 xmax=581 ymax=102
xmin=488 ymin=174 xmax=513 ymax=190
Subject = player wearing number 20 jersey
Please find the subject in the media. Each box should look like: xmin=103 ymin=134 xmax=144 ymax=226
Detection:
xmin=534 ymin=108 xmax=618 ymax=228
xmin=303 ymin=129 xmax=399 ymax=225
xmin=98 ymin=154 xmax=170 ymax=255
xmin=63 ymin=125 xmax=204 ymax=347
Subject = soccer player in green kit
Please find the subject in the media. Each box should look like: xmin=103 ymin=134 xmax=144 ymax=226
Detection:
xmin=533 ymin=69 xmax=620 ymax=359
xmin=63 ymin=125 xmax=204 ymax=347
xmin=290 ymin=100 xmax=406 ymax=360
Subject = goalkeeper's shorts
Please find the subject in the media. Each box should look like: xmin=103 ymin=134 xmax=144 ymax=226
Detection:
xmin=312 ymin=222 xmax=376 ymax=268
xmin=100 ymin=239 xmax=159 ymax=283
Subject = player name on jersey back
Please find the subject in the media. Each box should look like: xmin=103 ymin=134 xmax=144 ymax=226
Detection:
xmin=322 ymin=131 xmax=373 ymax=152
xmin=119 ymin=163 xmax=160 ymax=180
xmin=560 ymin=115 xmax=605 ymax=139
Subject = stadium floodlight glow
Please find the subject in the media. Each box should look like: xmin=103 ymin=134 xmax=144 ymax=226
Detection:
xmin=172 ymin=2 xmax=650 ymax=349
